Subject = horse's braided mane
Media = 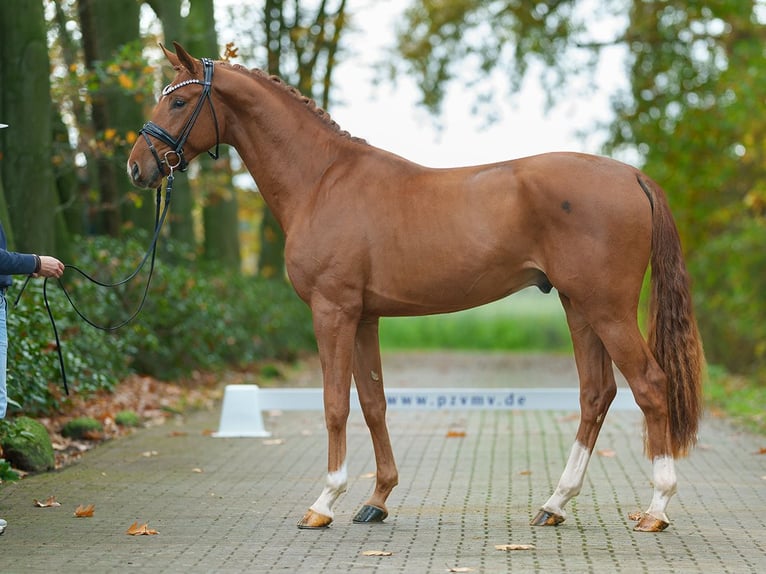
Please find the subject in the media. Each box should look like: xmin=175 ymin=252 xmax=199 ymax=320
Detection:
xmin=225 ymin=62 xmax=367 ymax=145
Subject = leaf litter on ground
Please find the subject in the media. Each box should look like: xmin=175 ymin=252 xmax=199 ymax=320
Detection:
xmin=126 ymin=521 xmax=159 ymax=535
xmin=74 ymin=504 xmax=95 ymax=517
xmin=33 ymin=496 xmax=61 ymax=508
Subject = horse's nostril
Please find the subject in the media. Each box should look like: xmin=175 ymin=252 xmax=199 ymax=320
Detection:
xmin=130 ymin=162 xmax=140 ymax=182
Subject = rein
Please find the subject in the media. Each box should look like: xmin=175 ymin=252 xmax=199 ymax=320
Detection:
xmin=15 ymin=176 xmax=173 ymax=396
xmin=19 ymin=57 xmax=221 ymax=396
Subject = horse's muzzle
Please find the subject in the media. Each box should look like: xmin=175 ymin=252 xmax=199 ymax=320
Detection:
xmin=127 ymin=159 xmax=161 ymax=190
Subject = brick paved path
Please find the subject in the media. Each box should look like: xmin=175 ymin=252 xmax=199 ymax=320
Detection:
xmin=1 ymin=353 xmax=765 ymax=573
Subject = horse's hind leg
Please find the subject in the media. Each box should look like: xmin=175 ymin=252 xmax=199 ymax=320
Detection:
xmin=593 ymin=319 xmax=676 ymax=532
xmin=351 ymin=318 xmax=398 ymax=523
xmin=532 ymin=294 xmax=617 ymax=526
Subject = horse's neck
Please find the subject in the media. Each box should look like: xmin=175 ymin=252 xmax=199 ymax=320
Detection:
xmin=222 ymin=73 xmax=357 ymax=230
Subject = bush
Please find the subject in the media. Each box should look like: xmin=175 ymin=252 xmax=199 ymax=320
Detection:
xmin=5 ymin=232 xmax=315 ymax=416
xmin=0 ymin=417 xmax=55 ymax=472
xmin=60 ymin=417 xmax=103 ymax=439
xmin=114 ymin=410 xmax=141 ymax=427
xmin=689 ymin=218 xmax=766 ymax=377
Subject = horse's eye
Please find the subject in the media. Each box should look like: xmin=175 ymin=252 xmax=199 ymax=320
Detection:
xmin=172 ymin=98 xmax=186 ymax=109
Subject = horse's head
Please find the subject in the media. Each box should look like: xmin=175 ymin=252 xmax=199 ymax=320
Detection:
xmin=127 ymin=42 xmax=220 ymax=189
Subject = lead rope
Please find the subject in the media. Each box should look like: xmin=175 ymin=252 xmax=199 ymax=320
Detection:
xmin=16 ymin=172 xmax=174 ymax=395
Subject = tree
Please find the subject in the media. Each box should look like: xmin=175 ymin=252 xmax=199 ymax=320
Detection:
xmin=79 ymin=0 xmax=155 ymax=235
xmin=391 ymin=0 xmax=591 ymax=116
xmin=219 ymin=0 xmax=350 ymax=278
xmin=606 ymin=1 xmax=766 ymax=373
xmin=0 ymin=0 xmax=59 ymax=253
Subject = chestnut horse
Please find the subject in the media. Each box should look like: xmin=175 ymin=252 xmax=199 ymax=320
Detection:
xmin=128 ymin=43 xmax=703 ymax=533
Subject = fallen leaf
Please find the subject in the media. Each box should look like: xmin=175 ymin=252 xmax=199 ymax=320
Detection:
xmin=262 ymin=438 xmax=284 ymax=446
xmin=495 ymin=544 xmax=535 ymax=552
xmin=74 ymin=504 xmax=95 ymax=517
xmin=361 ymin=550 xmax=393 ymax=556
xmin=141 ymin=450 xmax=159 ymax=457
xmin=494 ymin=544 xmax=535 ymax=551
xmin=126 ymin=521 xmax=159 ymax=535
xmin=597 ymin=448 xmax=616 ymax=458
xmin=447 ymin=568 xmax=475 ymax=573
xmin=33 ymin=496 xmax=61 ymax=508
xmin=192 ymin=468 xmax=204 ymax=473
xmin=755 ymin=447 xmax=766 ymax=455
xmin=168 ymin=431 xmax=188 ymax=437
xmin=446 ymin=429 xmax=466 ymax=438
xmin=628 ymin=511 xmax=643 ymax=521
xmin=201 ymin=429 xmax=215 ymax=436
xmin=518 ymin=470 xmax=532 ymax=476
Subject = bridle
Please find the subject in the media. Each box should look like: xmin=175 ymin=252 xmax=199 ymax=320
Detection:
xmin=138 ymin=57 xmax=220 ymax=176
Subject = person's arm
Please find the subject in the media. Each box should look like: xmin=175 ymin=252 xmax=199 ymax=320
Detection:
xmin=0 ymin=248 xmax=37 ymax=276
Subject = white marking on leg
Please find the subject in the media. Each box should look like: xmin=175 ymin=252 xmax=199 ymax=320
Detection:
xmin=309 ymin=461 xmax=348 ymax=519
xmin=541 ymin=441 xmax=591 ymax=519
xmin=644 ymin=455 xmax=677 ymax=523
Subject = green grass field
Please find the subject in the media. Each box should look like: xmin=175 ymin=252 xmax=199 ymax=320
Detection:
xmin=379 ymin=288 xmax=572 ymax=352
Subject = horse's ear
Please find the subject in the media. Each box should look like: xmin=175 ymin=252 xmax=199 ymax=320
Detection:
xmin=160 ymin=43 xmax=180 ymax=67
xmin=171 ymin=42 xmax=200 ymax=75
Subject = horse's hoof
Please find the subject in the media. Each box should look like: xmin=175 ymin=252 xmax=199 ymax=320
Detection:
xmin=297 ymin=509 xmax=333 ymax=529
xmin=353 ymin=504 xmax=388 ymax=523
xmin=633 ymin=513 xmax=669 ymax=532
xmin=530 ymin=509 xmax=565 ymax=526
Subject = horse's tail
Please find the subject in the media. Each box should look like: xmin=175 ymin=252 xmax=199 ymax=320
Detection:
xmin=641 ymin=176 xmax=704 ymax=458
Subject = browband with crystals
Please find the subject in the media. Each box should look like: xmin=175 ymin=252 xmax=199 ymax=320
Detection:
xmin=162 ymin=78 xmax=207 ymax=96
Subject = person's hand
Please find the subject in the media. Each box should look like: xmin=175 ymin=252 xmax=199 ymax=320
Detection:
xmin=35 ymin=255 xmax=65 ymax=279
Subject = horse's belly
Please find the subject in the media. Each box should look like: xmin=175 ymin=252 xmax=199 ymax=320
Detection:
xmin=363 ymin=259 xmax=543 ymax=317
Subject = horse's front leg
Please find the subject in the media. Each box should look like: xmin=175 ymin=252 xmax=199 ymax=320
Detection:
xmin=351 ymin=317 xmax=398 ymax=524
xmin=297 ymin=297 xmax=359 ymax=529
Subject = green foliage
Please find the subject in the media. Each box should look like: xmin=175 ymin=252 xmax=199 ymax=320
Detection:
xmin=690 ymin=218 xmax=766 ymax=375
xmin=0 ymin=458 xmax=20 ymax=483
xmin=608 ymin=2 xmax=766 ymax=377
xmin=0 ymin=420 xmax=21 ymax=482
xmin=393 ymin=0 xmax=599 ymax=114
xmin=705 ymin=365 xmax=766 ymax=435
xmin=60 ymin=417 xmax=102 ymax=439
xmin=5 ymin=233 xmax=315 ymax=417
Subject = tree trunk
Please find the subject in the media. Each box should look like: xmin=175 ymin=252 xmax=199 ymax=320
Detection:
xmin=185 ymin=0 xmax=240 ymax=269
xmin=79 ymin=0 xmax=154 ymax=236
xmin=0 ymin=0 xmax=59 ymax=253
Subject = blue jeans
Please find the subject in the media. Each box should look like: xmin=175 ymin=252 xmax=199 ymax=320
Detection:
xmin=0 ymin=295 xmax=7 ymax=419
